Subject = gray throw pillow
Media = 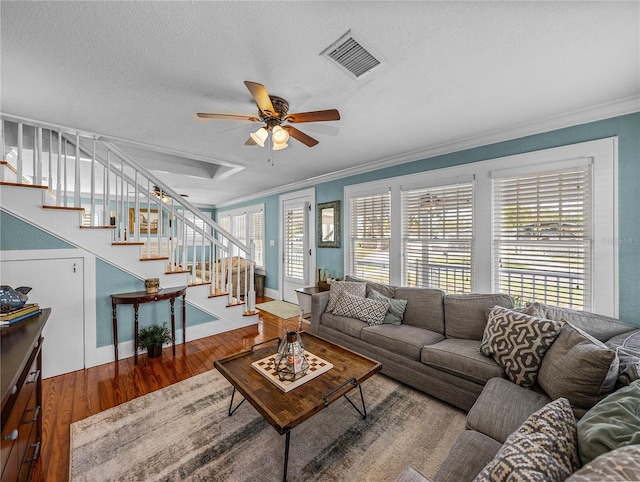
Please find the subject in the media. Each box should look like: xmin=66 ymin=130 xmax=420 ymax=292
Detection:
xmin=332 ymin=291 xmax=389 ymax=326
xmin=325 ymin=281 xmax=366 ymax=312
xmin=537 ymin=322 xmax=619 ymax=417
xmin=368 ymin=289 xmax=407 ymax=325
xmin=345 ymin=275 xmax=395 ymax=298
xmin=479 ymin=306 xmax=563 ymax=388
xmin=606 ymin=329 xmax=640 ymax=386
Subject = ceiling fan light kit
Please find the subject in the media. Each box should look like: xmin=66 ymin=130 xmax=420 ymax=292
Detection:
xmin=197 ymin=81 xmax=340 ymax=150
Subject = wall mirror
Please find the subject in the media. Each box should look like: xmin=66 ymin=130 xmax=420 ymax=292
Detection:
xmin=317 ymin=201 xmax=341 ymax=248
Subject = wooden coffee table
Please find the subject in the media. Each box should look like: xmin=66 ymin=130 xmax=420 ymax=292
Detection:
xmin=214 ymin=331 xmax=382 ymax=481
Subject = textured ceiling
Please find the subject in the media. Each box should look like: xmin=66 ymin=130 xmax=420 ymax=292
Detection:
xmin=2 ymin=1 xmax=638 ymax=207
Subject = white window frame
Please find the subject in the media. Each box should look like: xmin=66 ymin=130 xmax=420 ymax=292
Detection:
xmin=344 ymin=137 xmax=617 ymax=316
xmin=217 ymin=203 xmax=265 ymax=268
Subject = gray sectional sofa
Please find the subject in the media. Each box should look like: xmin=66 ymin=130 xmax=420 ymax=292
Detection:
xmin=310 ymin=277 xmax=640 ymax=481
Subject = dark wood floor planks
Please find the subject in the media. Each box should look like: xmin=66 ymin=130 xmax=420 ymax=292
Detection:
xmin=31 ymin=298 xmax=302 ymax=482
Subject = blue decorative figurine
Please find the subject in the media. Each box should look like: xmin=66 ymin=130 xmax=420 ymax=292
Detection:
xmin=0 ymin=286 xmax=32 ymax=313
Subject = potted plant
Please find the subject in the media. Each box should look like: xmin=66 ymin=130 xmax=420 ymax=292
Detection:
xmin=137 ymin=322 xmax=172 ymax=358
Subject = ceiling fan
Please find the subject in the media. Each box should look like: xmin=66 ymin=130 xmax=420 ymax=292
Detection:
xmin=197 ymin=81 xmax=340 ymax=150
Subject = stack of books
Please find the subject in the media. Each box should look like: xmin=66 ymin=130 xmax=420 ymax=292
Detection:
xmin=0 ymin=304 xmax=41 ymax=327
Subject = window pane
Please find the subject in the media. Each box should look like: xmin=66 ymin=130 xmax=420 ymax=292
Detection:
xmin=402 ymin=182 xmax=473 ymax=293
xmin=493 ymin=166 xmax=592 ymax=309
xmin=350 ymin=191 xmax=391 ymax=284
xmin=284 ymin=205 xmax=305 ymax=279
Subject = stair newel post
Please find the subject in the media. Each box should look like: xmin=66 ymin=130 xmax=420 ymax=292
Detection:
xmin=104 ymin=149 xmax=111 ymax=231
xmin=120 ymin=159 xmax=125 ymax=241
xmin=56 ymin=131 xmax=62 ymax=205
xmin=74 ymin=132 xmax=80 ymax=208
xmin=144 ymin=179 xmax=151 ymax=258
xmin=169 ymin=199 xmax=176 ymax=271
xmin=201 ymin=218 xmax=206 ymax=283
xmin=63 ymin=138 xmax=68 ymax=207
xmin=35 ymin=126 xmax=43 ymax=186
xmin=47 ymin=129 xmax=53 ymax=191
xmin=133 ymin=170 xmax=139 ymax=242
xmin=179 ymin=211 xmax=187 ymax=275
xmin=90 ymin=136 xmax=96 ymax=226
xmin=157 ymin=194 xmax=164 ymax=257
xmin=16 ymin=122 xmax=23 ymax=185
xmin=248 ymin=240 xmax=256 ymax=313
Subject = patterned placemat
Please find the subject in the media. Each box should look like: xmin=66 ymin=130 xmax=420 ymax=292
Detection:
xmin=251 ymin=351 xmax=333 ymax=392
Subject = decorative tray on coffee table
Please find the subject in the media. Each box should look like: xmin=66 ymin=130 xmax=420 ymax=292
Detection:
xmin=251 ymin=351 xmax=333 ymax=393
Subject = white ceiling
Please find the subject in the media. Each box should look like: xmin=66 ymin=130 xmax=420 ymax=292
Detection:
xmin=2 ymin=1 xmax=638 ymax=207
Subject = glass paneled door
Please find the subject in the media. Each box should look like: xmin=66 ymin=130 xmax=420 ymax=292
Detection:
xmin=282 ymin=197 xmax=312 ymax=303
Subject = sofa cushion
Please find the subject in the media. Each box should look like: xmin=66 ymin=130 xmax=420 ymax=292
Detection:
xmin=393 ymin=287 xmax=446 ymax=334
xmin=466 ymin=377 xmax=552 ymax=444
xmin=368 ymin=289 xmax=407 ymax=325
xmin=433 ymin=430 xmax=501 ymax=482
xmin=473 ymin=398 xmax=579 ymax=482
xmin=421 ymin=339 xmax=505 ymax=385
xmin=528 ymin=302 xmax=633 ymax=342
xmin=320 ymin=312 xmax=368 ymax=339
xmin=606 ymin=329 xmax=640 ymax=386
xmin=444 ymin=293 xmax=514 ymax=340
xmin=537 ymin=322 xmax=619 ymax=418
xmin=326 ymin=280 xmax=366 ymax=312
xmin=332 ymin=291 xmax=389 ymax=326
xmin=479 ymin=306 xmax=563 ymax=388
xmin=576 ymin=379 xmax=640 ymax=465
xmin=345 ymin=275 xmax=395 ymax=298
xmin=565 ymin=444 xmax=640 ymax=481
xmin=361 ymin=324 xmax=444 ymax=361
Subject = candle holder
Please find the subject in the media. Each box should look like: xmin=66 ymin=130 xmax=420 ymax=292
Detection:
xmin=273 ymin=328 xmax=309 ymax=382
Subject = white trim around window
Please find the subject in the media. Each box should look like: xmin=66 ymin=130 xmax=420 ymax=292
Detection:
xmin=217 ymin=203 xmax=265 ymax=268
xmin=344 ymin=137 xmax=618 ymax=316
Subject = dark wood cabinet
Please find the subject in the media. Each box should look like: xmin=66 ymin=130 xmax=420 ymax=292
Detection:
xmin=1 ymin=309 xmax=49 ymax=482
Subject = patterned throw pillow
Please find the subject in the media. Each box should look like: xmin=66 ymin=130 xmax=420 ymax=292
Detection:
xmin=565 ymin=444 xmax=640 ymax=481
xmin=325 ymin=281 xmax=366 ymax=312
xmin=367 ymin=289 xmax=407 ymax=325
xmin=479 ymin=306 xmax=563 ymax=388
xmin=332 ymin=292 xmax=389 ymax=326
xmin=474 ymin=398 xmax=580 ymax=482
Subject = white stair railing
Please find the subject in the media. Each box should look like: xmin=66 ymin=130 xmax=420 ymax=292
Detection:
xmin=0 ymin=114 xmax=257 ymax=313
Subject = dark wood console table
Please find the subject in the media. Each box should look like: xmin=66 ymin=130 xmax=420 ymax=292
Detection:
xmin=111 ymin=286 xmax=187 ymax=365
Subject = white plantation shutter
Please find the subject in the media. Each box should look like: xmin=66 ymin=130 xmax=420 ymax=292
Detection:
xmin=284 ymin=205 xmax=305 ymax=279
xmin=493 ymin=164 xmax=592 ymax=309
xmin=350 ymin=190 xmax=391 ymax=284
xmin=402 ymin=182 xmax=473 ymax=293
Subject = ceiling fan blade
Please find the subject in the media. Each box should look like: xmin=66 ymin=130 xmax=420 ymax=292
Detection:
xmin=284 ymin=109 xmax=340 ymax=123
xmin=284 ymin=126 xmax=319 ymax=147
xmin=244 ymin=81 xmax=276 ymax=116
xmin=197 ymin=112 xmax=260 ymax=122
xmin=244 ymin=137 xmax=257 ymax=146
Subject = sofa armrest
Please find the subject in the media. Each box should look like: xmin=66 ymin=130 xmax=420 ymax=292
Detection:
xmin=466 ymin=377 xmax=551 ymax=444
xmin=310 ymin=292 xmax=330 ymax=333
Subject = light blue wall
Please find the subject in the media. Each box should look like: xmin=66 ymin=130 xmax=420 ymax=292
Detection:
xmin=1 ymin=210 xmax=75 ymax=249
xmin=1 ymin=211 xmax=218 ymax=348
xmin=221 ymin=113 xmax=640 ymax=327
xmin=95 ymin=259 xmax=217 ymax=348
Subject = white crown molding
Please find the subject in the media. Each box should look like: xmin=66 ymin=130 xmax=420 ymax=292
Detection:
xmin=213 ymin=95 xmax=639 ymax=209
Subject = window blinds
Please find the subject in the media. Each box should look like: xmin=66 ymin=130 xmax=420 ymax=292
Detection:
xmin=493 ymin=165 xmax=592 ymax=309
xmin=402 ymin=182 xmax=473 ymax=293
xmin=284 ymin=205 xmax=305 ymax=279
xmin=350 ymin=191 xmax=391 ymax=284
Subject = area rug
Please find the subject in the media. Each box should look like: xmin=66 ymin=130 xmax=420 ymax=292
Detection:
xmin=70 ymin=370 xmax=466 ymax=482
xmin=256 ymin=300 xmax=301 ymax=319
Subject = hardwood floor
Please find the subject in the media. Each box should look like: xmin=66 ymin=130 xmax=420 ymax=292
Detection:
xmin=31 ymin=298 xmax=304 ymax=482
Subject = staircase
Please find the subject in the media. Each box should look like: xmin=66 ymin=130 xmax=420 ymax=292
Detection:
xmin=0 ymin=114 xmax=259 ymax=356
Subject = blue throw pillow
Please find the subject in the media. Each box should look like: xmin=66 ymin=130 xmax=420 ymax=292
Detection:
xmin=368 ymin=289 xmax=407 ymax=325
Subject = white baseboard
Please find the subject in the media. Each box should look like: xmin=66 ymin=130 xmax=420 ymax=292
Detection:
xmin=92 ymin=316 xmax=258 ymax=367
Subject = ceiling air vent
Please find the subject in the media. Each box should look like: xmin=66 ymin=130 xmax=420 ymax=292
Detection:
xmin=321 ymin=30 xmax=383 ymax=80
